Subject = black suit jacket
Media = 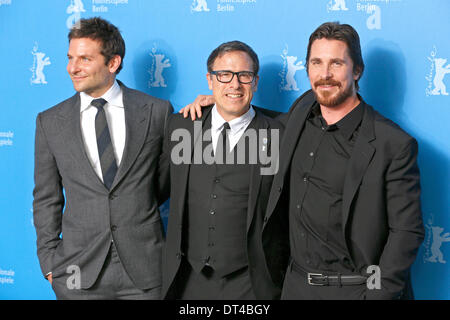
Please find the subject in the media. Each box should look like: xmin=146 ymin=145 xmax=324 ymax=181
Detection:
xmin=161 ymin=106 xmax=289 ymax=299
xmin=263 ymin=90 xmax=424 ymax=299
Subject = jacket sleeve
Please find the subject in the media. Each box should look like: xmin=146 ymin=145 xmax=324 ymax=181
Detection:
xmin=156 ymin=101 xmax=174 ymax=206
xmin=365 ymin=138 xmax=424 ymax=299
xmin=32 ymin=113 xmax=64 ymax=278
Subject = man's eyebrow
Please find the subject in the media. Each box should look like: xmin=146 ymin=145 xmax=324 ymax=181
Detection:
xmin=331 ymin=58 xmax=345 ymax=63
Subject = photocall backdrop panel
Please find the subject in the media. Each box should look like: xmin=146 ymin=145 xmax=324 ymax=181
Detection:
xmin=0 ymin=0 xmax=449 ymax=299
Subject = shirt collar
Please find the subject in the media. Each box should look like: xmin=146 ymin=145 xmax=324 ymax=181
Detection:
xmin=335 ymin=101 xmax=364 ymax=140
xmin=309 ymin=99 xmax=364 ymax=140
xmin=211 ymin=105 xmax=255 ymax=134
xmin=80 ymin=80 xmax=123 ymax=113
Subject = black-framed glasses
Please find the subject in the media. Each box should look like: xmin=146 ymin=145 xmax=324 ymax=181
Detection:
xmin=210 ymin=70 xmax=256 ymax=84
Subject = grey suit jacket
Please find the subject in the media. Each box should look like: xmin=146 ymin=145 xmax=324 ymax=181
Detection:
xmin=33 ymin=81 xmax=173 ymax=290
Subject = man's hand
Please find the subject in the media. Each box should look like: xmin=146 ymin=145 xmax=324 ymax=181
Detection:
xmin=179 ymin=95 xmax=214 ymax=120
xmin=46 ymin=273 xmax=53 ymax=285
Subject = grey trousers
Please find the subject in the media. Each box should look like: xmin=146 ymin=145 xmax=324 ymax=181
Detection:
xmin=51 ymin=243 xmax=161 ymax=300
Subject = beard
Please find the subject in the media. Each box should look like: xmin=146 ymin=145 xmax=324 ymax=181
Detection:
xmin=312 ymin=79 xmax=355 ymax=107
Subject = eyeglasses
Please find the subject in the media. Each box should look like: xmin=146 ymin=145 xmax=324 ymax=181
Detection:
xmin=210 ymin=70 xmax=256 ymax=84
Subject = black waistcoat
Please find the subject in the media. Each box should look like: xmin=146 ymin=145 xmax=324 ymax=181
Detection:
xmin=185 ymin=115 xmax=254 ymax=278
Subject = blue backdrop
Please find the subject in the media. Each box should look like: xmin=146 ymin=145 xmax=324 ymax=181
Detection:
xmin=0 ymin=0 xmax=449 ymax=300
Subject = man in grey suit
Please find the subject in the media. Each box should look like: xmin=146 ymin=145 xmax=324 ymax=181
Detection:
xmin=32 ymin=17 xmax=172 ymax=299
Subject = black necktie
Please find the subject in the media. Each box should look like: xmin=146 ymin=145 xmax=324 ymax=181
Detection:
xmin=91 ymin=98 xmax=118 ymax=190
xmin=216 ymin=122 xmax=230 ymax=164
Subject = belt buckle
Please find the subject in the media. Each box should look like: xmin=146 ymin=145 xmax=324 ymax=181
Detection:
xmin=307 ymin=273 xmax=326 ymax=286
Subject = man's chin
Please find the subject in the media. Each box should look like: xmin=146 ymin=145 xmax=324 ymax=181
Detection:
xmin=313 ymin=89 xmax=351 ymax=108
xmin=71 ymin=83 xmax=84 ymax=93
xmin=72 ymin=84 xmax=94 ymax=95
xmin=217 ymin=104 xmax=250 ymax=120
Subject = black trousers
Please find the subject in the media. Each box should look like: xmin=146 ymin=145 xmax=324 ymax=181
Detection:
xmin=174 ymin=259 xmax=256 ymax=300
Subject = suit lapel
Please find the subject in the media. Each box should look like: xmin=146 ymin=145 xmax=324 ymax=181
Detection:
xmin=175 ymin=106 xmax=214 ymax=221
xmin=110 ymin=83 xmax=151 ymax=190
xmin=56 ymin=93 xmax=106 ymax=188
xmin=265 ymin=91 xmax=315 ymax=219
xmin=341 ymin=103 xmax=376 ymax=237
xmin=279 ymin=91 xmax=317 ymax=177
xmin=280 ymin=104 xmax=311 ymax=174
xmin=246 ymin=112 xmax=265 ymax=232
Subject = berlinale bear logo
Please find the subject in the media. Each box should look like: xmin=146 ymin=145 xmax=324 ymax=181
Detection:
xmin=30 ymin=43 xmax=51 ymax=85
xmin=191 ymin=0 xmax=210 ymax=12
xmin=148 ymin=45 xmax=171 ymax=88
xmin=66 ymin=0 xmax=85 ymax=29
xmin=279 ymin=45 xmax=304 ymax=92
xmin=426 ymin=46 xmax=450 ymax=96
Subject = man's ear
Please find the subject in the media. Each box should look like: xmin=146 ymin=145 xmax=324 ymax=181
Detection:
xmin=108 ymin=55 xmax=122 ymax=74
xmin=207 ymin=73 xmax=213 ymax=91
xmin=353 ymin=66 xmax=362 ymax=81
xmin=253 ymin=74 xmax=260 ymax=92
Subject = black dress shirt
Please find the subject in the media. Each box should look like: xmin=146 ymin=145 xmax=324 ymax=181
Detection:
xmin=289 ymin=101 xmax=365 ymax=273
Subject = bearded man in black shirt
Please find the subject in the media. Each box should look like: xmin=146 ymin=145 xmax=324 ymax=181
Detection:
xmin=264 ymin=22 xmax=424 ymax=300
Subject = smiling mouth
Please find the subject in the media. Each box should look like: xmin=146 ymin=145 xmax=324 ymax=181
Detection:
xmin=318 ymin=85 xmax=336 ymax=89
xmin=226 ymin=93 xmax=244 ymax=98
xmin=71 ymin=75 xmax=87 ymax=81
xmin=315 ymin=80 xmax=340 ymax=89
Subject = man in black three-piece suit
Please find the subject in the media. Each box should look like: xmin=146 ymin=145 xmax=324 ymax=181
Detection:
xmin=183 ymin=22 xmax=424 ymax=300
xmin=161 ymin=41 xmax=288 ymax=300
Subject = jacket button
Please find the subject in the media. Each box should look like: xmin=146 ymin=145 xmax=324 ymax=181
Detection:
xmin=278 ymin=187 xmax=282 ymax=192
xmin=111 ymin=225 xmax=117 ymax=231
xmin=264 ymin=217 xmax=268 ymax=223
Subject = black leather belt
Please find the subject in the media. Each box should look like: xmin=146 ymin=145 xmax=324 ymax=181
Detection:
xmin=291 ymin=259 xmax=367 ymax=286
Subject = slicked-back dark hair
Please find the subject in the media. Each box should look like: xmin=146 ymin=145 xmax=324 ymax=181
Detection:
xmin=207 ymin=40 xmax=259 ymax=75
xmin=306 ymin=22 xmax=364 ymax=90
xmin=68 ymin=17 xmax=125 ymax=74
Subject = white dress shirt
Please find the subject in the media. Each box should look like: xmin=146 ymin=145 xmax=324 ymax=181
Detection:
xmin=79 ymin=80 xmax=125 ymax=182
xmin=210 ymin=105 xmax=256 ymax=155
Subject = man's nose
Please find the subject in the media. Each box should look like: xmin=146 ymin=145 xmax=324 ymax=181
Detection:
xmin=319 ymin=65 xmax=333 ymax=80
xmin=228 ymin=73 xmax=242 ymax=88
xmin=67 ymin=59 xmax=80 ymax=74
